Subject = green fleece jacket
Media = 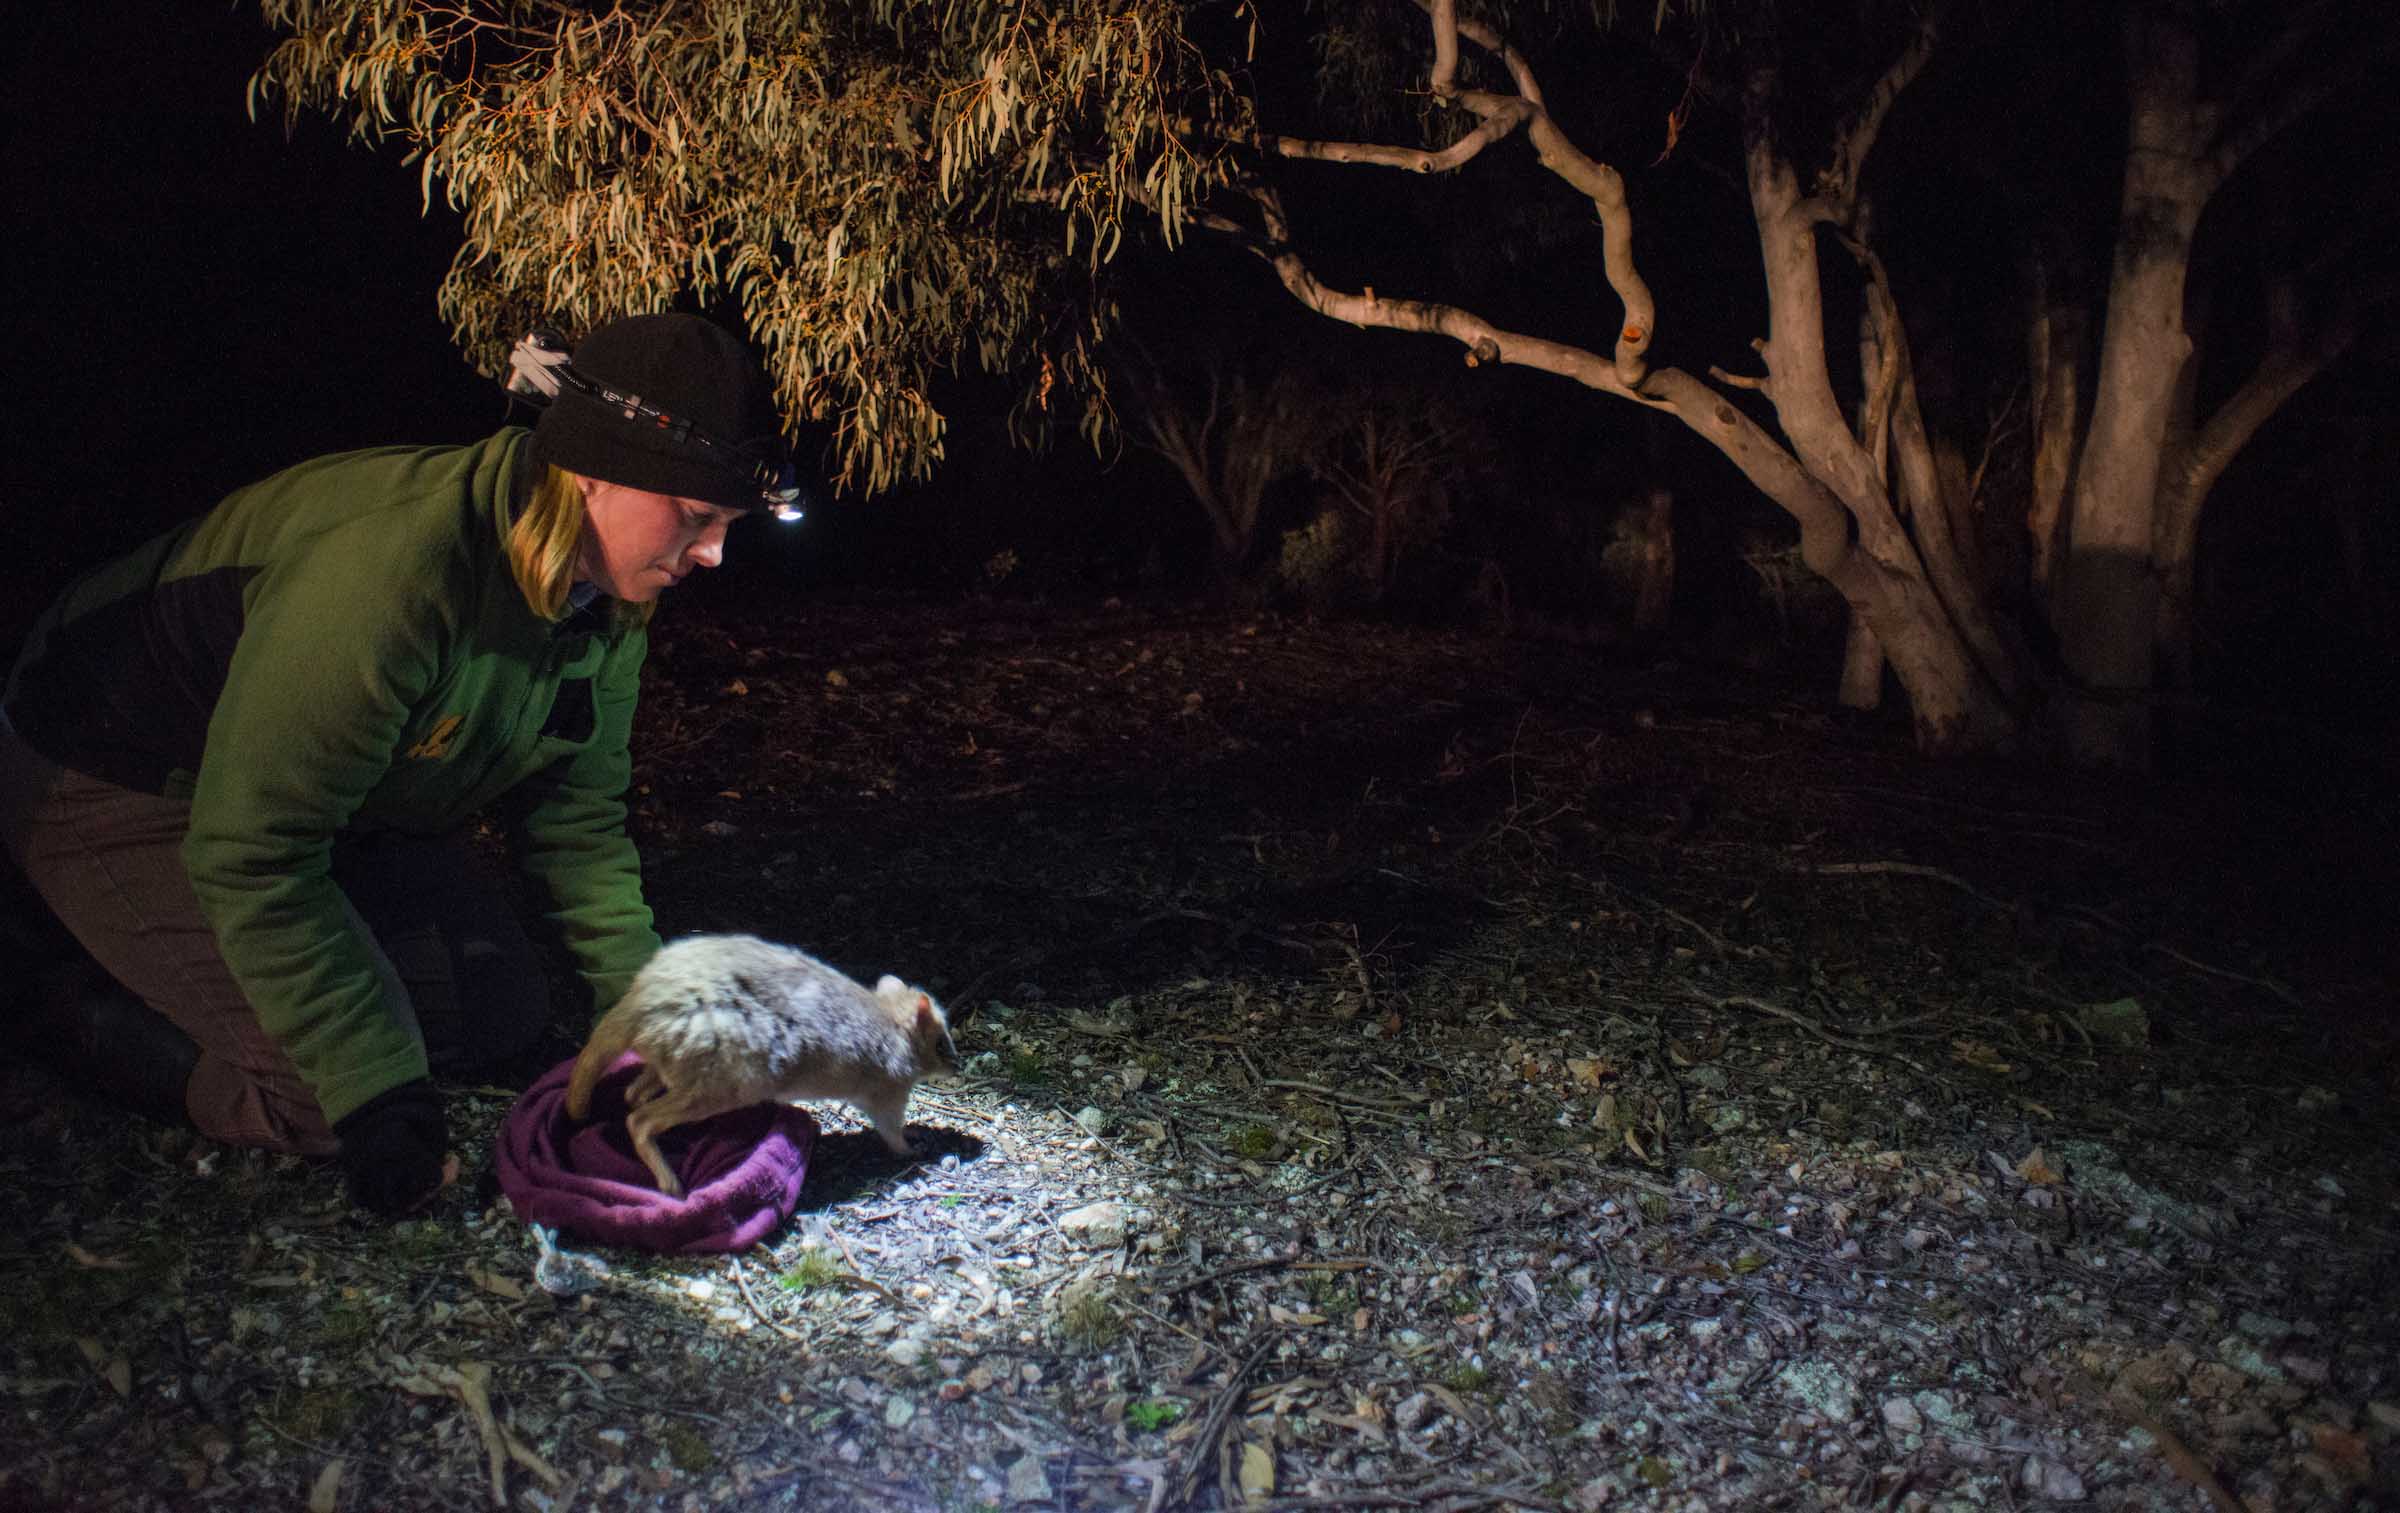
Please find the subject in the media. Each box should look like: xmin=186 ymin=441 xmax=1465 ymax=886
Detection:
xmin=2 ymin=428 xmax=660 ymax=1124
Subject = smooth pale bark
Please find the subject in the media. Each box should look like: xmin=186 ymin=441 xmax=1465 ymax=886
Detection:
xmin=1882 ymin=305 xmax=2024 ymax=704
xmin=1743 ymin=135 xmax=2013 ymax=750
xmin=2053 ymin=5 xmax=2212 ymax=766
xmin=1644 ymin=370 xmax=2005 ymax=751
xmin=2024 ymin=237 xmax=2084 ymax=617
xmin=1840 ymin=615 xmax=1886 ymax=710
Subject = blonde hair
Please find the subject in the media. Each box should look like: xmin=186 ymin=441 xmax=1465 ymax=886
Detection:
xmin=507 ymin=464 xmax=653 ymax=627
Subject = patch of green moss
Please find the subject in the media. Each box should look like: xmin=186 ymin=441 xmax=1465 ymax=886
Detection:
xmin=1227 ymin=1124 xmax=1279 ymax=1160
xmin=265 ymin=1384 xmax=366 ymax=1442
xmin=658 ymin=1421 xmax=715 ymax=1473
xmin=385 ymin=1220 xmax=451 ymax=1264
xmin=777 ymin=1250 xmax=841 ymax=1293
xmin=312 ymin=1300 xmax=380 ymax=1350
xmin=1443 ymin=1363 xmax=1492 ymax=1395
xmin=1124 ymin=1399 xmax=1184 ymax=1433
xmin=1304 ymin=1275 xmax=1359 ymax=1315
xmin=1003 ymin=1049 xmax=1050 ymax=1085
xmin=1055 ymin=1282 xmax=1124 ymax=1353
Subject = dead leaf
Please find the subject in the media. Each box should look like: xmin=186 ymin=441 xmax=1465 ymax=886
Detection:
xmin=727 ymin=678 xmax=748 ymax=695
xmin=1238 ymin=1441 xmax=1275 ymax=1502
xmin=2014 ymin=1147 xmax=2064 ymax=1185
xmin=308 ymin=1459 xmax=345 ymax=1513
xmin=2307 ymin=1423 xmax=2372 ymax=1483
xmin=64 ymin=1242 xmax=131 ymax=1270
xmin=466 ymin=1263 xmax=526 ymax=1301
xmin=1566 ymin=1057 xmax=1616 ymax=1088
xmin=825 ymin=669 xmax=849 ymax=688
xmin=1309 ymin=1409 xmax=1388 ymax=1443
xmin=1951 ymin=1038 xmax=2012 ymax=1073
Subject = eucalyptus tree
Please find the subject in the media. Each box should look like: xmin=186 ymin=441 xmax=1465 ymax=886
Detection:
xmin=251 ymin=0 xmax=1249 ymax=494
xmin=253 ymin=0 xmax=2395 ymax=765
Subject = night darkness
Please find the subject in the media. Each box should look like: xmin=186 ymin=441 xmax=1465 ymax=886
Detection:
xmin=3 ymin=6 xmax=2397 ymax=1508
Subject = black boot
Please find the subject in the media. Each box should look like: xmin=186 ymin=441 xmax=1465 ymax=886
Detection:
xmin=18 ymin=961 xmax=200 ymax=1127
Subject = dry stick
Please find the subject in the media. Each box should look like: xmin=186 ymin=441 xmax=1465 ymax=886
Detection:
xmin=1659 ymin=905 xmax=1733 ymax=957
xmin=1678 ymin=985 xmax=1930 ymax=1073
xmin=1806 ymin=859 xmax=2011 ymax=911
xmin=1251 ymin=1078 xmax=1427 ymax=1110
xmin=948 ymin=907 xmax=1242 ymax=1015
xmin=1260 ymin=1479 xmax=1564 ymax=1512
xmin=2142 ymin=941 xmax=2303 ymax=1007
xmin=728 ymin=1255 xmax=805 ymax=1343
xmin=1169 ymin=1331 xmax=1282 ymax=1511
xmin=1162 ymin=1255 xmax=1374 ymax=1300
xmin=2066 ymin=1372 xmax=2242 ymax=1513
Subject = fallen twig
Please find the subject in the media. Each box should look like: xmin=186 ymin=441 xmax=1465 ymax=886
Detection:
xmin=2143 ymin=942 xmax=2302 ymax=1007
xmin=2067 ymin=1371 xmax=2242 ymax=1513
xmin=1680 ymin=986 xmax=1929 ymax=1072
xmin=1168 ymin=1330 xmax=1282 ymax=1511
xmin=728 ymin=1254 xmax=805 ymax=1343
xmin=1807 ymin=859 xmax=2009 ymax=912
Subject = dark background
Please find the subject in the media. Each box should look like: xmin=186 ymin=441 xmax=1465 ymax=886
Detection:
xmin=5 ymin=4 xmax=2392 ymax=793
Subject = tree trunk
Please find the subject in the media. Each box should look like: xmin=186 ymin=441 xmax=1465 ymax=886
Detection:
xmin=1647 ymin=365 xmax=2007 ymax=751
xmin=1840 ymin=612 xmax=1885 ymax=710
xmin=2052 ymin=3 xmax=2213 ymax=767
xmin=2024 ymin=231 xmax=2085 ymax=622
xmin=1735 ymin=133 xmax=2015 ymax=751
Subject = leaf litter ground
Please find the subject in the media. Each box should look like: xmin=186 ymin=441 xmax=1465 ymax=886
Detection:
xmin=2 ymin=598 xmax=2395 ymax=1512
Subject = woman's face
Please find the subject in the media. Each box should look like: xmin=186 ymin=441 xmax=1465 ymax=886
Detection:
xmin=574 ymin=477 xmax=743 ymax=603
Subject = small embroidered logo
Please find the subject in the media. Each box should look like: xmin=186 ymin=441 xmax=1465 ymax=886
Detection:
xmin=405 ymin=714 xmax=465 ymax=761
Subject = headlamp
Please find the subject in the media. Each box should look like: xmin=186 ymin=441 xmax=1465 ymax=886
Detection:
xmin=507 ymin=328 xmax=806 ymax=520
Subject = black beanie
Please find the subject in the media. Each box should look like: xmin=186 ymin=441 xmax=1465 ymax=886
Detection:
xmin=529 ymin=314 xmax=784 ymax=510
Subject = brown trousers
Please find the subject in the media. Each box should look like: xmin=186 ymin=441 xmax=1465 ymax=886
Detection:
xmin=0 ymin=721 xmax=547 ymax=1152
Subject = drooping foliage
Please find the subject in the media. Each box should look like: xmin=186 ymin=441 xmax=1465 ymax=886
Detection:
xmin=250 ymin=1 xmax=1250 ymax=492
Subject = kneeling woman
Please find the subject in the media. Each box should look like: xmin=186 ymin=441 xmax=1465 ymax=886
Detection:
xmin=0 ymin=314 xmax=803 ymax=1215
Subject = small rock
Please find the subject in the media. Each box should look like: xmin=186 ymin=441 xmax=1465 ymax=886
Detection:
xmin=882 ymin=1396 xmax=915 ymax=1429
xmin=1073 ymin=1106 xmax=1108 ymax=1135
xmin=2278 ymin=1353 xmax=2330 ymax=1386
xmin=2367 ymin=1400 xmax=2400 ymax=1432
xmin=1059 ymin=1201 xmax=1129 ymax=1248
xmin=2020 ymin=1457 xmax=2085 ymax=1499
xmin=885 ymin=1338 xmax=927 ymax=1368
xmin=1777 ymin=1362 xmax=1856 ymax=1423
xmin=1393 ymin=1392 xmax=1435 ymax=1433
xmin=1005 ymin=1454 xmax=1052 ymax=1504
xmin=2236 ymin=1312 xmax=2293 ymax=1343
xmin=1881 ymin=1398 xmax=1924 ymax=1435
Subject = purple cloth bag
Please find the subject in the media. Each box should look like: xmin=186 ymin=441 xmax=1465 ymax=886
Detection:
xmin=496 ymin=1053 xmax=814 ymax=1254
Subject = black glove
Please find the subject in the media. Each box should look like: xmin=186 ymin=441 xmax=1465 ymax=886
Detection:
xmin=333 ymin=1080 xmax=449 ymax=1216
